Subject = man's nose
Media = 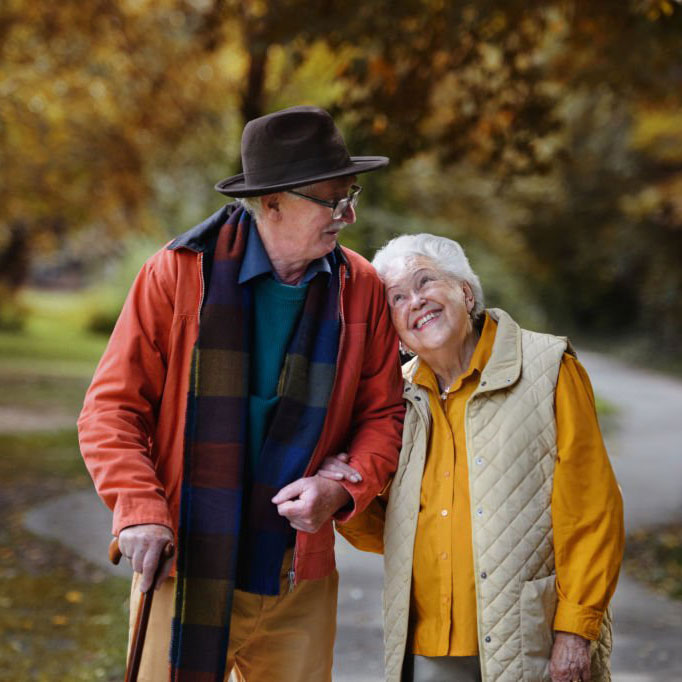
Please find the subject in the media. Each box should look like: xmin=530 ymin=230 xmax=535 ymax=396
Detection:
xmin=340 ymin=204 xmax=356 ymax=225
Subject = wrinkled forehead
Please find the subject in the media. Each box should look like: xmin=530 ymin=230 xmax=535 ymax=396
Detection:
xmin=382 ymin=255 xmax=440 ymax=290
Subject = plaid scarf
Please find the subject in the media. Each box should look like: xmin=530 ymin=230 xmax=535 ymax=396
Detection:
xmin=170 ymin=207 xmax=340 ymax=681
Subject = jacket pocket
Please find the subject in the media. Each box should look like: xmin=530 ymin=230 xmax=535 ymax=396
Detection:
xmin=520 ymin=574 xmax=557 ymax=681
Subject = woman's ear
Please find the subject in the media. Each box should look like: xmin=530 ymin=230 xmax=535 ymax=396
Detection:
xmin=462 ymin=281 xmax=475 ymax=313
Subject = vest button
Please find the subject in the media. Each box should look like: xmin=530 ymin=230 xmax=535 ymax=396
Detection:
xmin=485 ymin=635 xmax=491 ymax=643
xmin=480 ymin=380 xmax=487 ymax=387
xmin=480 ymin=571 xmax=487 ymax=579
xmin=476 ymin=508 xmax=484 ymax=517
xmin=475 ymin=457 xmax=484 ymax=466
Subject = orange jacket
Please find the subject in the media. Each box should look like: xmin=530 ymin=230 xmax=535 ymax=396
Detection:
xmin=78 ymin=207 xmax=405 ymax=582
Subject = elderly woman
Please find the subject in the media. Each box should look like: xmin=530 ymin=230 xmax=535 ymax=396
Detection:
xmin=320 ymin=234 xmax=624 ymax=682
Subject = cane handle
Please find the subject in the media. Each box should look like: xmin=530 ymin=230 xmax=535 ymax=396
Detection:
xmin=109 ymin=537 xmax=123 ymax=565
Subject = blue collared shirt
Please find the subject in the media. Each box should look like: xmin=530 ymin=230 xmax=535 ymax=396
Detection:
xmin=238 ymin=224 xmax=334 ymax=286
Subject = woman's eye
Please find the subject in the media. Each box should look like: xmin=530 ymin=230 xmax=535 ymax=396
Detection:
xmin=419 ymin=276 xmax=432 ymax=287
xmin=392 ymin=294 xmax=404 ymax=304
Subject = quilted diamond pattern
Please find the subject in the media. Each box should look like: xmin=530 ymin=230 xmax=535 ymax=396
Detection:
xmin=469 ymin=330 xmax=564 ymax=681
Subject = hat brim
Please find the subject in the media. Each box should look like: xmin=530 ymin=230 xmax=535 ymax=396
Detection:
xmin=214 ymin=156 xmax=389 ymax=197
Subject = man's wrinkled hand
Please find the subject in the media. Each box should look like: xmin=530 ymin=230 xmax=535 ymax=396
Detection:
xmin=118 ymin=523 xmax=174 ymax=593
xmin=549 ymin=631 xmax=591 ymax=682
xmin=272 ymin=476 xmax=352 ymax=533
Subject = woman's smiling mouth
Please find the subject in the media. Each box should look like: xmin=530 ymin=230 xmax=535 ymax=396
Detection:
xmin=414 ymin=310 xmax=441 ymax=330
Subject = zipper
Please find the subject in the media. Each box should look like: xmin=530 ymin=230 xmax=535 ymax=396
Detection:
xmin=197 ymin=252 xmax=205 ymax=320
xmin=288 ymin=550 xmax=296 ymax=593
xmin=289 ymin=262 xmax=347 ymax=590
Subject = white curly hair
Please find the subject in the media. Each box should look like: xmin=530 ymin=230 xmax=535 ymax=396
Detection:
xmin=372 ymin=233 xmax=485 ymax=318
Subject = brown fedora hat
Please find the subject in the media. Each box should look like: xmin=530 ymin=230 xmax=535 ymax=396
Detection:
xmin=215 ymin=105 xmax=389 ymax=197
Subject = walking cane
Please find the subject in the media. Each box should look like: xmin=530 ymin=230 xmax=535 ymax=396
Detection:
xmin=109 ymin=537 xmax=175 ymax=682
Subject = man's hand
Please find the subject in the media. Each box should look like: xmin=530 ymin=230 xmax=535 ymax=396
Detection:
xmin=118 ymin=523 xmax=175 ymax=593
xmin=549 ymin=631 xmax=591 ymax=682
xmin=272 ymin=476 xmax=352 ymax=533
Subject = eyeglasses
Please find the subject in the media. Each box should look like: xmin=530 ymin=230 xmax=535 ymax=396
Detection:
xmin=288 ymin=184 xmax=362 ymax=220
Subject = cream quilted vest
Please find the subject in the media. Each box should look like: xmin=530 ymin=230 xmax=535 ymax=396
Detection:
xmin=382 ymin=308 xmax=612 ymax=682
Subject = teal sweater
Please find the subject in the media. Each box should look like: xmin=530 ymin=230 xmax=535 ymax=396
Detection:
xmin=248 ymin=276 xmax=308 ymax=468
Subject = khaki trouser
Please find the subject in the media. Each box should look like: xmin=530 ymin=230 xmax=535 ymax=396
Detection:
xmin=128 ymin=551 xmax=338 ymax=682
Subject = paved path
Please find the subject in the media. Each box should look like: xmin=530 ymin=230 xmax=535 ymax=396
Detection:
xmin=22 ymin=351 xmax=682 ymax=681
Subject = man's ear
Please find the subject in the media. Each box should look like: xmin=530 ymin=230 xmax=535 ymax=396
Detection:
xmin=261 ymin=193 xmax=281 ymax=218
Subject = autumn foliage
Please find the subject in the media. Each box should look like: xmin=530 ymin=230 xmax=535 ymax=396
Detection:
xmin=2 ymin=0 xmax=681 ymax=349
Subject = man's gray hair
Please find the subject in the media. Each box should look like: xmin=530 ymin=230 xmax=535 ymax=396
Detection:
xmin=372 ymin=233 xmax=485 ymax=317
xmin=238 ymin=196 xmax=264 ymax=218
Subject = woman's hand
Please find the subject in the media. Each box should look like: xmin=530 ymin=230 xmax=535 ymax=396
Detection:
xmin=549 ymin=631 xmax=591 ymax=681
xmin=316 ymin=452 xmax=363 ymax=484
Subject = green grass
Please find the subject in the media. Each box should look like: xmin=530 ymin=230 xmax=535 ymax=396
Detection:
xmin=0 ymin=371 xmax=92 ymax=413
xmin=0 ymin=562 xmax=129 ymax=682
xmin=0 ymin=427 xmax=131 ymax=681
xmin=593 ymin=394 xmax=619 ymax=437
xmin=0 ymin=430 xmax=86 ymax=481
xmin=594 ymin=395 xmax=618 ymax=417
xmin=0 ymin=289 xmax=107 ymax=371
xmin=0 ymin=288 xmax=130 ymax=681
xmin=0 ymin=289 xmax=107 ymax=416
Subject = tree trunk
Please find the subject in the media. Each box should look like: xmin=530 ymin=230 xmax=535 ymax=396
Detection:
xmin=241 ymin=41 xmax=268 ymax=125
xmin=0 ymin=221 xmax=30 ymax=293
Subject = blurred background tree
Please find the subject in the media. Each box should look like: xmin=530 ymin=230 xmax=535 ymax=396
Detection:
xmin=2 ymin=0 xmax=681 ymax=355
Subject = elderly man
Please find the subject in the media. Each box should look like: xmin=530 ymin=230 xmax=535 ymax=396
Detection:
xmin=78 ymin=105 xmax=405 ymax=681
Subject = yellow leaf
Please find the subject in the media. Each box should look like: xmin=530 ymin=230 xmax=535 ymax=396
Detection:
xmin=65 ymin=590 xmax=83 ymax=603
xmin=52 ymin=614 xmax=68 ymax=626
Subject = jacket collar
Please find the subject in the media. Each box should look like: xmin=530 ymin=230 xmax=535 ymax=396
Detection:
xmin=400 ymin=308 xmax=523 ymax=399
xmin=400 ymin=356 xmax=431 ymax=424
xmin=167 ymin=203 xmax=239 ymax=253
xmin=474 ymin=308 xmax=522 ymax=395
